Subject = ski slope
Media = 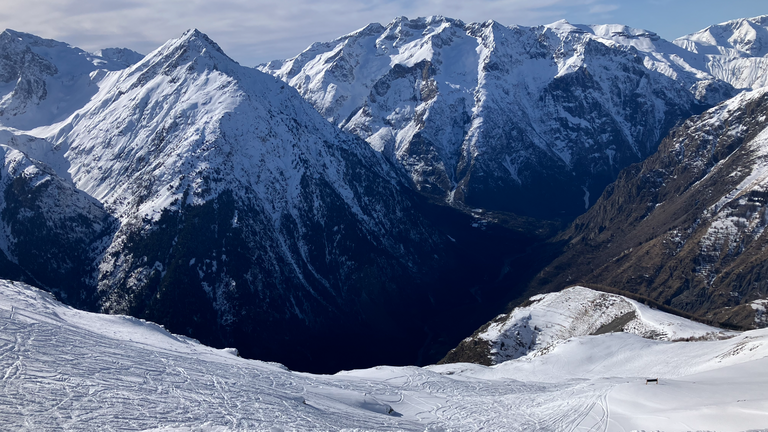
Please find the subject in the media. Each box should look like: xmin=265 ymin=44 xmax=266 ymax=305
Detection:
xmin=1 ymin=280 xmax=767 ymax=431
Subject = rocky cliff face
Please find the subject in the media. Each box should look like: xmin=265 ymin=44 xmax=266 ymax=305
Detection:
xmin=260 ymin=16 xmax=737 ymax=220
xmin=527 ymin=88 xmax=768 ymax=330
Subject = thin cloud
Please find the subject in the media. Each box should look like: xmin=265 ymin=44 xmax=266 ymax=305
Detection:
xmin=589 ymin=4 xmax=620 ymax=14
xmin=0 ymin=0 xmax=758 ymax=65
xmin=0 ymin=0 xmax=610 ymax=65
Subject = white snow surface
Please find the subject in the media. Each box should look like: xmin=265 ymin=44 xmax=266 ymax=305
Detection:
xmin=0 ymin=29 xmax=142 ymax=130
xmin=674 ymin=15 xmax=768 ymax=90
xmin=2 ymin=279 xmax=767 ymax=431
xmin=475 ymin=286 xmax=733 ymax=364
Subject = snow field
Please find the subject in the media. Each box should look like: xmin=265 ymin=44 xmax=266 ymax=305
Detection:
xmin=1 ymin=280 xmax=767 ymax=431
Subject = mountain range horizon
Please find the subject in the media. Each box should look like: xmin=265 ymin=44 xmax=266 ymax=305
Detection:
xmin=2 ymin=10 xmax=768 ymax=429
xmin=1 ymin=12 xmax=768 ymax=374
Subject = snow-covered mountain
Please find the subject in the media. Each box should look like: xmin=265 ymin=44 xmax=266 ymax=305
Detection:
xmin=260 ymin=16 xmax=736 ymax=219
xmin=674 ymin=15 xmax=768 ymax=90
xmin=527 ymin=86 xmax=768 ymax=330
xmin=3 ymin=15 xmax=768 ymax=375
xmin=0 ymin=29 xmax=143 ymax=130
xmin=2 ymin=279 xmax=766 ymax=431
xmin=0 ymin=28 xmax=538 ymax=372
xmin=570 ymin=16 xmax=768 ymax=96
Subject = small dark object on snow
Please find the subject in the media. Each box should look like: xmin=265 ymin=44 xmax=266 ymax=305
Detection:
xmin=646 ymin=378 xmax=658 ymax=385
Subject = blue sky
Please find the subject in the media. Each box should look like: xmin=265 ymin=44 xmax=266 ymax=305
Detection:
xmin=0 ymin=0 xmax=765 ymax=66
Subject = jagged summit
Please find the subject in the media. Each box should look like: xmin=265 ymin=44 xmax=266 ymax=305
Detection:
xmin=386 ymin=15 xmax=466 ymax=28
xmin=542 ymin=19 xmax=584 ymax=33
xmin=175 ymin=28 xmax=231 ymax=58
xmin=261 ymin=16 xmax=718 ymax=219
xmin=577 ymin=23 xmax=660 ymax=41
xmin=0 ymin=28 xmax=143 ymax=128
xmin=127 ymin=28 xmax=240 ymax=81
xmin=59 ymin=28 xmax=382 ymax=219
xmin=0 ymin=28 xmax=140 ymax=72
xmin=1 ymin=28 xmax=63 ymax=49
xmin=671 ymin=15 xmax=768 ymax=89
xmin=678 ymin=15 xmax=768 ymax=56
xmin=93 ymin=47 xmax=144 ymax=68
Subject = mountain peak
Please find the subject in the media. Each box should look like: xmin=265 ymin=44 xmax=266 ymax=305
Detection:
xmin=386 ymin=15 xmax=464 ymax=31
xmin=92 ymin=47 xmax=144 ymax=67
xmin=748 ymin=14 xmax=768 ymax=26
xmin=0 ymin=29 xmax=62 ymax=52
xmin=173 ymin=28 xmax=230 ymax=59
xmin=1 ymin=28 xmax=40 ymax=43
xmin=133 ymin=28 xmax=239 ymax=79
xmin=349 ymin=22 xmax=387 ymax=38
xmin=677 ymin=14 xmax=768 ymax=57
xmin=544 ymin=19 xmax=585 ymax=35
xmin=179 ymin=28 xmax=210 ymax=44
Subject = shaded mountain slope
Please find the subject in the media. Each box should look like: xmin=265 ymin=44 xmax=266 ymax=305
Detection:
xmin=527 ymin=87 xmax=768 ymax=329
xmin=0 ymin=144 xmax=113 ymax=308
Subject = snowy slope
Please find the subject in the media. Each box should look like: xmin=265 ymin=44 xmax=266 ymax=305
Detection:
xmin=260 ymin=16 xmax=722 ymax=219
xmin=2 ymin=279 xmax=767 ymax=431
xmin=674 ymin=15 xmax=768 ymax=90
xmin=0 ymin=29 xmax=142 ymax=130
xmin=466 ymin=286 xmax=733 ymax=364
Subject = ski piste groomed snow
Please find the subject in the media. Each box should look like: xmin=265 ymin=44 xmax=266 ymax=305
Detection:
xmin=1 ymin=280 xmax=766 ymax=431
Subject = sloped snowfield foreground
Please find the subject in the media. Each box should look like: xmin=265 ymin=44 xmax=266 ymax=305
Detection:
xmin=1 ymin=280 xmax=767 ymax=432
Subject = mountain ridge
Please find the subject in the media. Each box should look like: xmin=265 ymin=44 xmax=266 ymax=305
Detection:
xmin=260 ymin=15 xmax=735 ymax=220
xmin=0 ymin=28 xmax=143 ymax=130
xmin=0 ymin=28 xmax=543 ymax=373
xmin=3 ymin=16 xmax=768 ymax=374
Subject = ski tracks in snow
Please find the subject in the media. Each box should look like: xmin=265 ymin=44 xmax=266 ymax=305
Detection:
xmin=0 ymin=282 xmax=620 ymax=431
